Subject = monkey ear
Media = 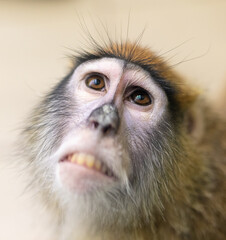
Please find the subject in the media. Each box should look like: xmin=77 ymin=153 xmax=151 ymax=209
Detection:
xmin=184 ymin=101 xmax=205 ymax=142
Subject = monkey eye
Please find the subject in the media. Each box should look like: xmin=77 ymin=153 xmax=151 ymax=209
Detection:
xmin=129 ymin=89 xmax=152 ymax=106
xmin=85 ymin=75 xmax=105 ymax=91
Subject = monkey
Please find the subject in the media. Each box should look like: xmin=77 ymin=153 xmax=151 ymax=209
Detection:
xmin=19 ymin=41 xmax=226 ymax=240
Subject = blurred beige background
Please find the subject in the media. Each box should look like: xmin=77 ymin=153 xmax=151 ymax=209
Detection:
xmin=0 ymin=0 xmax=226 ymax=239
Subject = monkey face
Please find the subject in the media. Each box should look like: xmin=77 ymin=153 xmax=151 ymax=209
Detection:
xmin=22 ymin=43 xmax=196 ymax=231
xmin=52 ymin=57 xmax=168 ymax=196
xmin=20 ymin=40 xmax=226 ymax=240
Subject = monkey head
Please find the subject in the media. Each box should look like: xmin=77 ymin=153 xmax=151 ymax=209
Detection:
xmin=21 ymin=42 xmax=198 ymax=237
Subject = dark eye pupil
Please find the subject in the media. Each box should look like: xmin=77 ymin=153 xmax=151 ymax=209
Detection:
xmin=94 ymin=79 xmax=101 ymax=85
xmin=135 ymin=94 xmax=144 ymax=101
xmin=85 ymin=75 xmax=105 ymax=91
xmin=130 ymin=89 xmax=152 ymax=106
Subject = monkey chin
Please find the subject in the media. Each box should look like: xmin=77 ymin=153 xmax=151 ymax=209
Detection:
xmin=57 ymin=152 xmax=117 ymax=193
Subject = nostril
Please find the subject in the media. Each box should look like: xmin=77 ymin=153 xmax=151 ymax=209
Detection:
xmin=93 ymin=121 xmax=99 ymax=129
xmin=87 ymin=104 xmax=120 ymax=136
xmin=89 ymin=120 xmax=99 ymax=129
xmin=102 ymin=124 xmax=113 ymax=135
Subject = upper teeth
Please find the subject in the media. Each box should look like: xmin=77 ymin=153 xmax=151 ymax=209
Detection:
xmin=67 ymin=153 xmax=113 ymax=177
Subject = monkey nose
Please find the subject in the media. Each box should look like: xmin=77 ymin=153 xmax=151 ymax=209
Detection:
xmin=87 ymin=104 xmax=120 ymax=136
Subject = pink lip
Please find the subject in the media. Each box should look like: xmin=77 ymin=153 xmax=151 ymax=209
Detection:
xmin=58 ymin=152 xmax=116 ymax=192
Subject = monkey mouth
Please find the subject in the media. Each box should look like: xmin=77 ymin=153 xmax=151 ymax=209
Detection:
xmin=60 ymin=152 xmax=115 ymax=178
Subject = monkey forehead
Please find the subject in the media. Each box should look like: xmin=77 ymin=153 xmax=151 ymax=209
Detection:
xmin=71 ymin=57 xmax=154 ymax=82
xmin=72 ymin=57 xmax=125 ymax=82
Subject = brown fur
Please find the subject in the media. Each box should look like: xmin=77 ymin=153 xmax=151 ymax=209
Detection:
xmin=21 ymin=41 xmax=226 ymax=240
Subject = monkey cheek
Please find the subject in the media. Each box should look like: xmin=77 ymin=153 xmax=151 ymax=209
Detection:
xmin=57 ymin=162 xmax=115 ymax=193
